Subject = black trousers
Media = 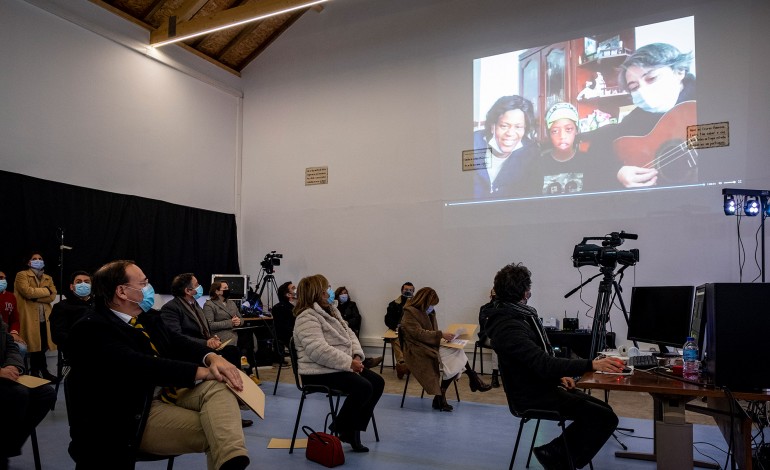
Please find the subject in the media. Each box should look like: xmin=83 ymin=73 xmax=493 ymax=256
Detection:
xmin=0 ymin=379 xmax=56 ymax=458
xmin=301 ymin=368 xmax=384 ymax=433
xmin=519 ymin=387 xmax=618 ymax=468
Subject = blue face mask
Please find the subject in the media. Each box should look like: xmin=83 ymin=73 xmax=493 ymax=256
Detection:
xmin=30 ymin=259 xmax=45 ymax=270
xmin=426 ymin=305 xmax=435 ymax=314
xmin=0 ymin=280 xmax=7 ymax=292
xmin=193 ymin=285 xmax=203 ymax=299
xmin=339 ymin=294 xmax=349 ymax=303
xmin=127 ymin=283 xmax=155 ymax=312
xmin=327 ymin=287 xmax=335 ymax=303
xmin=74 ymin=282 xmax=91 ymax=297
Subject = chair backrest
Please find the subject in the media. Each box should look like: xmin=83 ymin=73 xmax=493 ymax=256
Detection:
xmin=288 ymin=337 xmax=303 ymax=391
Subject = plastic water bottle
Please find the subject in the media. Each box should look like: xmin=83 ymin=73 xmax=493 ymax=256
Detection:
xmin=683 ymin=337 xmax=700 ymax=380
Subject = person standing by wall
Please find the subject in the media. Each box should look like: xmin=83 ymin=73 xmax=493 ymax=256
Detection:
xmin=14 ymin=252 xmax=57 ymax=381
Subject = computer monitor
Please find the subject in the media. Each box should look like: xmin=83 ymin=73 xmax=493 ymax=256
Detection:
xmin=688 ymin=284 xmax=707 ymax=357
xmin=627 ymin=286 xmax=695 ymax=353
xmin=211 ymin=274 xmax=249 ymax=300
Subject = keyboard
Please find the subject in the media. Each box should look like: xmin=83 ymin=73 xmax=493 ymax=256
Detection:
xmin=627 ymin=355 xmax=659 ymax=369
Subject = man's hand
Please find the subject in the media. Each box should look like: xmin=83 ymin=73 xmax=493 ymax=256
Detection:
xmin=560 ymin=377 xmax=576 ymax=389
xmin=203 ymin=354 xmax=244 ymax=391
xmin=592 ymin=357 xmax=625 ymax=373
xmin=617 ymin=166 xmax=658 ymax=188
xmin=206 ymin=337 xmax=222 ymax=349
xmin=0 ymin=365 xmax=20 ymax=381
xmin=350 ymin=358 xmax=364 ymax=374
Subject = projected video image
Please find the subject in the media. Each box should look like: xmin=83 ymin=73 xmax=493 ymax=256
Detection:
xmin=472 ymin=17 xmax=696 ymax=200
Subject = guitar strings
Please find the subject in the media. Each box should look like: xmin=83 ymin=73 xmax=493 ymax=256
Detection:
xmin=641 ymin=135 xmax=699 ymax=170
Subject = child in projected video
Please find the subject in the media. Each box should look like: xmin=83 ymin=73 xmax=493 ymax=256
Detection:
xmin=473 ymin=95 xmax=540 ymax=198
xmin=584 ymin=43 xmax=697 ymax=189
xmin=536 ymin=102 xmax=588 ymax=195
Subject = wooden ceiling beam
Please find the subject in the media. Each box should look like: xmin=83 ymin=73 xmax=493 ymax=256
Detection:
xmin=170 ymin=0 xmax=210 ymax=23
xmin=150 ymin=0 xmax=327 ymax=46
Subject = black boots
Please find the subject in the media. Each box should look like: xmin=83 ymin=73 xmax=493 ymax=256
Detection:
xmin=432 ymin=392 xmax=453 ymax=412
xmin=339 ymin=430 xmax=369 ymax=452
xmin=491 ymin=369 xmax=500 ymax=388
xmin=465 ymin=368 xmax=492 ymax=392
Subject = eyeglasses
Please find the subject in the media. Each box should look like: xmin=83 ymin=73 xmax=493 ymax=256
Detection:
xmin=124 ymin=279 xmax=150 ymax=288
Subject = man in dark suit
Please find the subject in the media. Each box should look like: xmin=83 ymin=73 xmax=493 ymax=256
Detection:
xmin=160 ymin=273 xmax=251 ymax=428
xmin=0 ymin=316 xmax=56 ymax=470
xmin=67 ymin=260 xmax=250 ymax=470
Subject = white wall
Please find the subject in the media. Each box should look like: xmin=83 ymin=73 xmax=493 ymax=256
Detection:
xmin=1 ymin=0 xmax=242 ymax=214
xmin=240 ymin=0 xmax=770 ymax=348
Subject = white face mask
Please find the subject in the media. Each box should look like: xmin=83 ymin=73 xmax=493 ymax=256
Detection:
xmin=630 ymin=78 xmax=681 ymax=113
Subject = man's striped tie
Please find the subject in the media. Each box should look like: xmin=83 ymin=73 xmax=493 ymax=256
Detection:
xmin=129 ymin=316 xmax=179 ymax=404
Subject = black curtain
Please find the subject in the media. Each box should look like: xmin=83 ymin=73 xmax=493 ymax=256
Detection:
xmin=1 ymin=170 xmax=240 ymax=295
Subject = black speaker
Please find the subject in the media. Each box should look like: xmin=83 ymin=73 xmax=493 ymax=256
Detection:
xmin=703 ymin=283 xmax=770 ymax=391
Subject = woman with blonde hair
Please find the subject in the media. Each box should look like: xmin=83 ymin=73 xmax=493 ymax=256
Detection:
xmin=401 ymin=287 xmax=491 ymax=412
xmin=293 ymin=274 xmax=384 ymax=452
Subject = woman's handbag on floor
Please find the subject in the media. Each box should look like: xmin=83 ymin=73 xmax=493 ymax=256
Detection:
xmin=302 ymin=425 xmax=345 ymax=467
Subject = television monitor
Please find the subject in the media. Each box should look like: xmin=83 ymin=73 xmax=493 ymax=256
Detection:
xmin=211 ymin=274 xmax=249 ymax=300
xmin=627 ymin=285 xmax=695 ymax=353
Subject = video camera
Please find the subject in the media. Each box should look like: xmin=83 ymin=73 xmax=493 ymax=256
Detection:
xmin=572 ymin=231 xmax=640 ymax=269
xmin=260 ymin=251 xmax=283 ymax=274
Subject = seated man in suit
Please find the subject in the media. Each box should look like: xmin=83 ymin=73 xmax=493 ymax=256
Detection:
xmin=0 ymin=316 xmax=56 ymax=470
xmin=67 ymin=260 xmax=249 ymax=470
xmin=160 ymin=273 xmax=251 ymax=428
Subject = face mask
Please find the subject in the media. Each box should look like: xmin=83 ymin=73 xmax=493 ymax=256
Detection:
xmin=426 ymin=305 xmax=435 ymax=314
xmin=327 ymin=288 xmax=335 ymax=303
xmin=403 ymin=290 xmax=414 ymax=298
xmin=192 ymin=285 xmax=203 ymax=299
xmin=74 ymin=282 xmax=91 ymax=297
xmin=0 ymin=280 xmax=7 ymax=292
xmin=630 ymin=79 xmax=681 ymax=113
xmin=126 ymin=283 xmax=155 ymax=312
xmin=220 ymin=290 xmax=230 ymax=299
xmin=30 ymin=259 xmax=45 ymax=270
xmin=339 ymin=294 xmax=349 ymax=303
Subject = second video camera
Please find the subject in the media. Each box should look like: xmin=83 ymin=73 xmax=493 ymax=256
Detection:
xmin=260 ymin=251 xmax=283 ymax=273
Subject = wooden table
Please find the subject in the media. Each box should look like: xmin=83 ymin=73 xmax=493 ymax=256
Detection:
xmin=579 ymin=370 xmax=769 ymax=469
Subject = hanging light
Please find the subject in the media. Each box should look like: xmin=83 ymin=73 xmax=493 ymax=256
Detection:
xmin=744 ymin=196 xmax=760 ymax=216
xmin=723 ymin=194 xmax=737 ymax=216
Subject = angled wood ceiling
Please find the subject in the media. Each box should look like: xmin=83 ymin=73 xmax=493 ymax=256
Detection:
xmin=91 ymin=0 xmax=324 ymax=75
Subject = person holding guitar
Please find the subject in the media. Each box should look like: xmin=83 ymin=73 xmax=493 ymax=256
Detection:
xmin=585 ymin=43 xmax=696 ymax=189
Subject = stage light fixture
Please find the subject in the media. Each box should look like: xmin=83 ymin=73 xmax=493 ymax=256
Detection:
xmin=744 ymin=196 xmax=760 ymax=216
xmin=765 ymin=197 xmax=770 ymax=217
xmin=724 ymin=194 xmax=737 ymax=216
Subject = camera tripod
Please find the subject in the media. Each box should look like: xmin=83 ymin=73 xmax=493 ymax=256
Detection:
xmin=566 ymin=263 xmax=636 ymax=449
xmin=254 ymin=267 xmax=280 ymax=311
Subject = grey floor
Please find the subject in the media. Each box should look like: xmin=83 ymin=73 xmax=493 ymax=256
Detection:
xmin=11 ymin=379 xmax=733 ymax=470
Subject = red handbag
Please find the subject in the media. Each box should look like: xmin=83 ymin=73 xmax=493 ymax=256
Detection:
xmin=302 ymin=426 xmax=345 ymax=467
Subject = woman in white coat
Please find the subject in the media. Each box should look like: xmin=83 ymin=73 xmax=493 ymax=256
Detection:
xmin=293 ymin=274 xmax=384 ymax=453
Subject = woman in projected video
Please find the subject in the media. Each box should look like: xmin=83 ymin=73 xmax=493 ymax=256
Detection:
xmin=473 ymin=95 xmax=540 ymax=198
xmin=586 ymin=43 xmax=696 ymax=189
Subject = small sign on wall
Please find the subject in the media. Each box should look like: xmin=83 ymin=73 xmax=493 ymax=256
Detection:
xmin=305 ymin=166 xmax=328 ymax=186
xmin=687 ymin=122 xmax=729 ymax=149
xmin=462 ymin=148 xmax=490 ymax=171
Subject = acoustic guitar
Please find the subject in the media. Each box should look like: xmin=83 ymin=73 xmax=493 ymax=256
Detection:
xmin=613 ymin=101 xmax=699 ymax=184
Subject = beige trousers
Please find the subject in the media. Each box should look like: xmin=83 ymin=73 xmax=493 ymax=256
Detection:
xmin=139 ymin=380 xmax=248 ymax=470
xmin=390 ymin=338 xmax=405 ymax=363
